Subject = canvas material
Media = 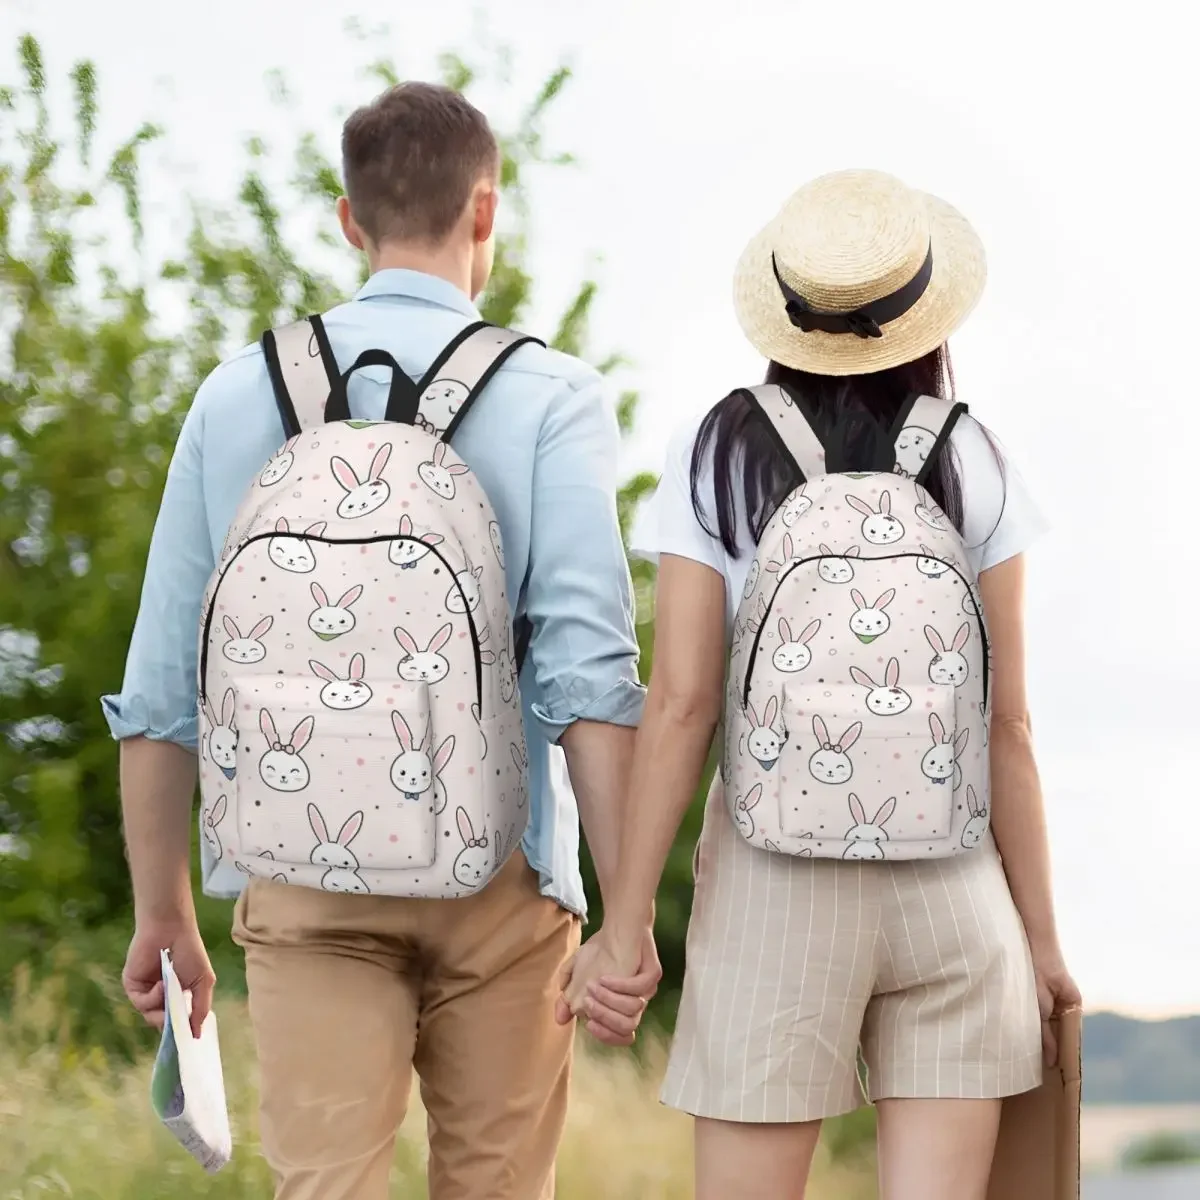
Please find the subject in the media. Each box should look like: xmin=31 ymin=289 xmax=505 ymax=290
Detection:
xmin=724 ymin=384 xmax=991 ymax=861
xmin=196 ymin=320 xmax=533 ymax=899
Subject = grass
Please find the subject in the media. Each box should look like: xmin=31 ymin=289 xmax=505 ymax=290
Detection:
xmin=0 ymin=963 xmax=877 ymax=1199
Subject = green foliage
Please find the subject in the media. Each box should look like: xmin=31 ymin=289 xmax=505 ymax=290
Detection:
xmin=0 ymin=33 xmax=683 ymax=1047
xmin=1121 ymin=1130 xmax=1200 ymax=1169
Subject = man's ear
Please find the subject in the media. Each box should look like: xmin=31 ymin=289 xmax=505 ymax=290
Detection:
xmin=473 ymin=182 xmax=498 ymax=245
xmin=337 ymin=196 xmax=366 ymax=251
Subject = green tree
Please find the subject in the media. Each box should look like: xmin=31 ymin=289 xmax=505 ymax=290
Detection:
xmin=0 ymin=32 xmax=703 ymax=1046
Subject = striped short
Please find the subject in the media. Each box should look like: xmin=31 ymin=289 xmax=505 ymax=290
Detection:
xmin=661 ymin=778 xmax=1043 ymax=1123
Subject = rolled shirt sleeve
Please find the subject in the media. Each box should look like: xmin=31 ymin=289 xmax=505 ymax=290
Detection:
xmin=100 ymin=386 xmax=217 ymax=752
xmin=523 ymin=375 xmax=646 ymax=741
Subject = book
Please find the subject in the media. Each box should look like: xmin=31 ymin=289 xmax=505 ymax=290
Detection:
xmin=988 ymin=1007 xmax=1083 ymax=1200
xmin=149 ymin=948 xmax=233 ymax=1173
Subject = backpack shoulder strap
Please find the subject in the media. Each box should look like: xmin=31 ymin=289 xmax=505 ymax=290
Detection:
xmin=416 ymin=323 xmax=544 ymax=442
xmin=261 ymin=315 xmax=341 ymax=440
xmin=890 ymin=394 xmax=969 ymax=486
xmin=741 ymin=383 xmax=828 ymax=482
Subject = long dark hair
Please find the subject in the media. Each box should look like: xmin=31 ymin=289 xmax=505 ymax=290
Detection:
xmin=691 ymin=345 xmax=979 ymax=556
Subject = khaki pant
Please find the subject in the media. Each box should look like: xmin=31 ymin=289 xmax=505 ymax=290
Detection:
xmin=232 ymin=851 xmax=581 ymax=1200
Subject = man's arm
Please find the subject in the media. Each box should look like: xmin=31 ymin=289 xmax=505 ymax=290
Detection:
xmin=523 ymin=373 xmax=646 ymax=911
xmin=103 ymin=393 xmax=218 ymax=1035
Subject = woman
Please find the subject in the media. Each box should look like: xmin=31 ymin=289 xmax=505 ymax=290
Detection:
xmin=564 ymin=170 xmax=1080 ymax=1200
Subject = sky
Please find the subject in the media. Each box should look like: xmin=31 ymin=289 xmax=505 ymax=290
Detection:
xmin=2 ymin=0 xmax=1196 ymax=1017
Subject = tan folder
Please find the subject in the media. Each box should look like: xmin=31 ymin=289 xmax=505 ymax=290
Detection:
xmin=987 ymin=1008 xmax=1082 ymax=1200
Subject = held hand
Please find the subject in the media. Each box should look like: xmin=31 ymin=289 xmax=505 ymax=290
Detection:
xmin=123 ymin=921 xmax=215 ymax=1040
xmin=1031 ymin=944 xmax=1082 ymax=1067
xmin=556 ymin=926 xmax=660 ymax=1047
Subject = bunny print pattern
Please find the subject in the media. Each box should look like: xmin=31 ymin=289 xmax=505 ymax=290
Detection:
xmin=197 ymin=416 xmax=529 ymax=899
xmin=726 ymin=468 xmax=990 ymax=861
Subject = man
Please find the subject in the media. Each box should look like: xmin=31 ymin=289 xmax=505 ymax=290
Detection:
xmin=105 ymin=82 xmax=659 ymax=1200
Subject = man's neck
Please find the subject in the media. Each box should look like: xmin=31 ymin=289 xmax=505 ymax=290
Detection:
xmin=367 ymin=241 xmax=474 ymax=300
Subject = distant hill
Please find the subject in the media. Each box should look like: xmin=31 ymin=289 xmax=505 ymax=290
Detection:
xmin=1085 ymin=1012 xmax=1200 ymax=1104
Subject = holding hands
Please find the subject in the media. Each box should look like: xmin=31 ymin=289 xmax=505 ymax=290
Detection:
xmin=556 ymin=924 xmax=661 ymax=1047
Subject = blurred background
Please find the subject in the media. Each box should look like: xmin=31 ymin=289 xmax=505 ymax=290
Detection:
xmin=0 ymin=1 xmax=1196 ymax=1196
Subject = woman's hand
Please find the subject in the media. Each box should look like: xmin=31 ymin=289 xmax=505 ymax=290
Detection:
xmin=556 ymin=926 xmax=660 ymax=1047
xmin=1030 ymin=942 xmax=1082 ymax=1066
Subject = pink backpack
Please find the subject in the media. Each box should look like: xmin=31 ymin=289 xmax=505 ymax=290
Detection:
xmin=724 ymin=385 xmax=991 ymax=861
xmin=197 ymin=315 xmax=539 ymax=899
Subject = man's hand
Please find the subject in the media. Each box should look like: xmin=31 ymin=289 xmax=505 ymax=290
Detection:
xmin=556 ymin=926 xmax=661 ymax=1047
xmin=1031 ymin=942 xmax=1082 ymax=1067
xmin=123 ymin=920 xmax=215 ymax=1040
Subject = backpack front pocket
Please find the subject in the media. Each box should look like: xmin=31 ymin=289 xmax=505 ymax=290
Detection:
xmin=226 ymin=675 xmax=440 ymax=881
xmin=774 ymin=681 xmax=960 ymax=848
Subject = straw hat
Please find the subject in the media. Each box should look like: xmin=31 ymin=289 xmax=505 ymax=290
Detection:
xmin=733 ymin=169 xmax=986 ymax=376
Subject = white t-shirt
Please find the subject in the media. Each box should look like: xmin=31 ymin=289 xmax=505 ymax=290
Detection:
xmin=631 ymin=406 xmax=1048 ymax=630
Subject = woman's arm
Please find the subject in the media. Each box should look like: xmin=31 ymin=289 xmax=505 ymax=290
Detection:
xmin=980 ymin=553 xmax=1081 ymax=1057
xmin=561 ymin=552 xmax=727 ymax=1003
xmin=978 ymin=554 xmax=1057 ymax=943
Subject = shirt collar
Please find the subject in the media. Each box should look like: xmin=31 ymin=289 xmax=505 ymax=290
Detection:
xmin=354 ymin=269 xmax=481 ymax=319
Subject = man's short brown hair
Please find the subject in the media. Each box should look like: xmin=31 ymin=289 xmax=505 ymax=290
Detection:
xmin=341 ymin=82 xmax=499 ymax=246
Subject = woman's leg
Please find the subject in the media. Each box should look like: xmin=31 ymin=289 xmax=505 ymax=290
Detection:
xmin=695 ymin=1117 xmax=823 ymax=1200
xmin=875 ymin=1098 xmax=1000 ymax=1200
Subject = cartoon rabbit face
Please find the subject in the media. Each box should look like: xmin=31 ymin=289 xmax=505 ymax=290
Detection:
xmin=259 ymin=437 xmax=298 ymax=487
xmin=849 ymin=588 xmax=895 ymax=643
xmin=960 ymin=786 xmax=990 ymax=849
xmin=222 ymin=615 xmax=273 ymax=664
xmin=395 ymin=623 xmax=452 ymax=684
xmin=489 ymin=520 xmax=505 ymax=570
xmin=258 ymin=709 xmax=314 ymax=792
xmin=817 ymin=544 xmax=860 ymax=584
xmin=925 ymin=623 xmax=971 ymax=686
xmin=418 ymin=442 xmax=471 ymax=500
xmin=453 ymin=807 xmax=496 ymax=888
xmin=914 ymin=484 xmax=948 ymax=530
xmin=445 ymin=553 xmax=483 ymax=614
xmin=742 ymin=559 xmax=761 ymax=600
xmin=310 ymin=655 xmax=372 ymax=710
xmin=201 ymin=794 xmax=227 ymax=858
xmin=331 ymin=444 xmax=393 ymax=518
xmin=745 ymin=696 xmax=785 ymax=769
xmin=849 ymin=659 xmax=912 ymax=716
xmin=845 ymin=491 xmax=904 ymax=545
xmin=921 ymin=714 xmax=968 ymax=784
xmin=204 ymin=688 xmax=239 ymax=777
xmin=843 ymin=794 xmax=896 ymax=859
xmin=419 ymin=379 xmax=471 ymax=432
xmin=389 ymin=515 xmax=444 ymax=569
xmin=766 ymin=533 xmax=803 ymax=576
xmin=809 ymin=716 xmax=861 ymax=784
xmin=498 ymin=648 xmax=519 ymax=704
xmin=307 ymin=803 xmax=367 ymax=892
xmin=308 ymin=583 xmax=363 ymax=640
xmin=389 ymin=710 xmax=455 ymax=802
xmin=772 ymin=617 xmax=820 ymax=673
xmin=267 ymin=519 xmax=326 ymax=574
xmin=781 ymin=490 xmax=812 ymax=527
xmin=733 ymin=783 xmax=762 ymax=839
xmin=894 ymin=425 xmax=935 ymax=479
xmin=916 ymin=546 xmax=951 ymax=578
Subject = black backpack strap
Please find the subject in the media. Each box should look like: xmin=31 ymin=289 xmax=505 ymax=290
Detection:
xmin=742 ymin=383 xmax=828 ymax=483
xmin=261 ymin=316 xmax=341 ymax=439
xmin=415 ymin=323 xmax=544 ymax=442
xmin=890 ymin=394 xmax=969 ymax=486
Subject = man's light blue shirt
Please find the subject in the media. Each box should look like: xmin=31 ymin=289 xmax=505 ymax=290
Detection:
xmin=102 ymin=269 xmax=645 ymax=917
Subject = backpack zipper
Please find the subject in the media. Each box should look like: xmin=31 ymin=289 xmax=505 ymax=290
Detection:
xmin=741 ymin=552 xmax=989 ymax=709
xmin=199 ymin=532 xmax=483 ymax=711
